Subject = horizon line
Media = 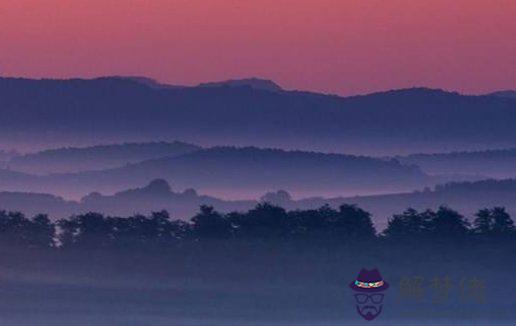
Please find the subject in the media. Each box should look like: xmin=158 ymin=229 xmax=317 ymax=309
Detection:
xmin=1 ymin=74 xmax=513 ymax=98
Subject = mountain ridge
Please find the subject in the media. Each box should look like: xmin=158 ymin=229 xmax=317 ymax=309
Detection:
xmin=2 ymin=76 xmax=516 ymax=155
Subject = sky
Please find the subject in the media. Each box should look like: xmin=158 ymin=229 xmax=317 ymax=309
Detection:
xmin=0 ymin=0 xmax=515 ymax=96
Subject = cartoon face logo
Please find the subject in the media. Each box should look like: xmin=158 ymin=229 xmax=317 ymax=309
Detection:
xmin=349 ymin=268 xmax=389 ymax=321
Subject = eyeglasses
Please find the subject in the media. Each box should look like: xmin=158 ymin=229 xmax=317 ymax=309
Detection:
xmin=354 ymin=293 xmax=384 ymax=304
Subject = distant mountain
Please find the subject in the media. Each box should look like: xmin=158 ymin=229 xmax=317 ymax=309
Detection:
xmin=397 ymin=148 xmax=516 ymax=178
xmin=8 ymin=141 xmax=201 ymax=174
xmin=2 ymin=77 xmax=516 ymax=154
xmin=488 ymin=90 xmax=516 ymax=99
xmin=198 ymin=78 xmax=284 ymax=92
xmin=0 ymin=146 xmax=431 ymax=199
xmin=110 ymin=76 xmax=185 ymax=89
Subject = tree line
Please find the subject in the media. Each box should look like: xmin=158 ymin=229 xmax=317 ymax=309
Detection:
xmin=0 ymin=204 xmax=514 ymax=249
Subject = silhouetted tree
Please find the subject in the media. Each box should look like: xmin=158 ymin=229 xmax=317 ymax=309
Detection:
xmin=491 ymin=207 xmax=514 ymax=234
xmin=473 ymin=207 xmax=514 ymax=236
xmin=288 ymin=205 xmax=335 ymax=239
xmin=57 ymin=218 xmax=76 ymax=248
xmin=473 ymin=208 xmax=492 ymax=235
xmin=230 ymin=203 xmax=290 ymax=239
xmin=0 ymin=211 xmax=55 ymax=248
xmin=427 ymin=206 xmax=469 ymax=238
xmin=383 ymin=208 xmax=432 ymax=239
xmin=0 ymin=211 xmax=30 ymax=247
xmin=26 ymin=214 xmax=55 ymax=248
xmin=148 ymin=210 xmax=190 ymax=243
xmin=105 ymin=211 xmax=188 ymax=248
xmin=191 ymin=205 xmax=232 ymax=239
xmin=58 ymin=213 xmax=113 ymax=248
xmin=327 ymin=204 xmax=376 ymax=240
xmin=2 ymin=203 xmax=514 ymax=251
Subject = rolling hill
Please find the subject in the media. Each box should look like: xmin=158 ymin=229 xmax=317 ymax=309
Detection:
xmin=0 ymin=146 xmax=431 ymax=200
xmin=8 ymin=141 xmax=200 ymax=174
xmin=397 ymin=148 xmax=516 ymax=178
xmin=0 ymin=179 xmax=251 ymax=220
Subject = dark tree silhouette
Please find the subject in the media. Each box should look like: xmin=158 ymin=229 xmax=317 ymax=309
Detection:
xmin=1 ymin=203 xmax=514 ymax=250
xmin=0 ymin=211 xmax=29 ymax=247
xmin=383 ymin=208 xmax=431 ymax=239
xmin=473 ymin=208 xmax=492 ymax=235
xmin=427 ymin=206 xmax=469 ymax=238
xmin=491 ymin=207 xmax=515 ymax=234
xmin=58 ymin=212 xmax=113 ymax=248
xmin=229 ymin=203 xmax=290 ymax=239
xmin=327 ymin=204 xmax=376 ymax=240
xmin=109 ymin=211 xmax=188 ymax=248
xmin=473 ymin=207 xmax=514 ymax=236
xmin=26 ymin=214 xmax=55 ymax=248
xmin=191 ymin=205 xmax=232 ymax=239
xmin=288 ymin=205 xmax=334 ymax=239
xmin=0 ymin=211 xmax=55 ymax=248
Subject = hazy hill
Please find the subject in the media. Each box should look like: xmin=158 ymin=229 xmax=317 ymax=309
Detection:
xmin=0 ymin=149 xmax=18 ymax=169
xmin=2 ymin=77 xmax=516 ymax=154
xmin=80 ymin=179 xmax=253 ymax=218
xmin=3 ymin=178 xmax=516 ymax=227
xmin=8 ymin=141 xmax=201 ymax=174
xmin=0 ymin=168 xmax=40 ymax=188
xmin=300 ymin=179 xmax=516 ymax=227
xmin=397 ymin=148 xmax=516 ymax=178
xmin=0 ymin=191 xmax=78 ymax=218
xmin=46 ymin=146 xmax=430 ymax=199
xmin=0 ymin=179 xmax=253 ymax=219
xmin=0 ymin=149 xmax=18 ymax=161
xmin=0 ymin=146 xmax=430 ymax=200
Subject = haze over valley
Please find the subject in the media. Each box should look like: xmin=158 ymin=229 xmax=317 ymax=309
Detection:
xmin=2 ymin=2 xmax=516 ymax=324
xmin=1 ymin=77 xmax=515 ymax=221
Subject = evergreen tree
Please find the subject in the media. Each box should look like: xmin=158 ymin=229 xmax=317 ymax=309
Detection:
xmin=473 ymin=207 xmax=514 ymax=235
xmin=428 ymin=206 xmax=469 ymax=238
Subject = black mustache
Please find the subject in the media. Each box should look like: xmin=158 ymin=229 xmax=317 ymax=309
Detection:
xmin=360 ymin=305 xmax=379 ymax=313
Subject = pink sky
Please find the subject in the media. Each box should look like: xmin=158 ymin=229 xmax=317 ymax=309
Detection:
xmin=1 ymin=0 xmax=515 ymax=95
